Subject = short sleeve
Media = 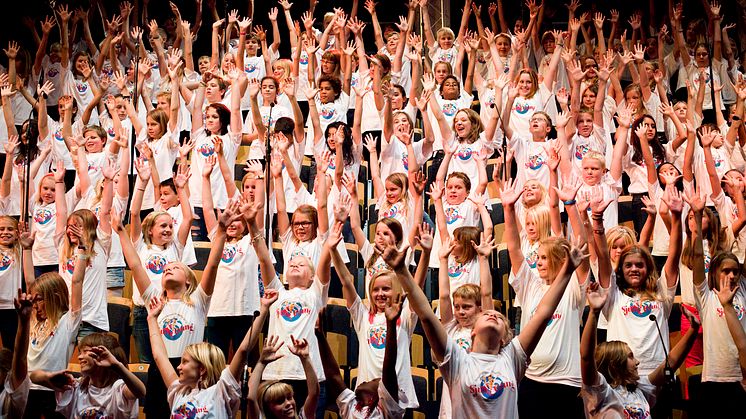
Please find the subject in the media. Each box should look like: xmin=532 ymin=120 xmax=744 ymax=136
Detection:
xmin=349 ymin=295 xmax=367 ymax=331
xmin=378 ymin=380 xmax=406 ymax=419
xmin=54 ymin=378 xmax=79 ymax=417
xmin=110 ymin=379 xmax=139 ymax=415
xmin=636 ymin=376 xmax=658 ymax=408
xmin=1 ymin=374 xmax=30 ymax=418
xmin=505 ymin=338 xmax=529 ymax=379
xmin=336 ymin=389 xmax=359 ymax=418
xmin=580 ymin=372 xmax=622 ymax=417
xmin=216 ymin=368 xmax=241 ymax=405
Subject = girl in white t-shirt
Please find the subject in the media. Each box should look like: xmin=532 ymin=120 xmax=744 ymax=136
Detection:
xmin=581 ymin=281 xmax=701 ymax=419
xmin=125 ymin=160 xmax=193 ymax=364
xmin=324 ymin=219 xmax=422 ymax=409
xmin=147 ymin=288 xmax=274 ymax=419
xmin=24 ymin=254 xmax=84 ymax=418
xmin=437 ymin=231 xmax=496 ymax=419
xmin=54 ymin=158 xmax=113 ymax=339
xmin=0 ymin=290 xmax=32 ymax=418
xmin=0 ymin=216 xmax=25 ymax=350
xmin=594 ymin=182 xmax=683 ymax=376
xmin=713 ymin=273 xmax=746 ymax=412
xmin=437 ymin=226 xmax=487 ymax=308
xmin=382 ymin=227 xmax=586 ymax=419
xmin=47 ymin=333 xmax=145 ymax=418
xmin=201 ymin=155 xmax=262 ymax=357
xmin=380 ymin=92 xmax=434 ymax=181
xmin=503 ymin=176 xmax=591 ymax=418
xmin=249 ymin=334 xmax=320 ymax=419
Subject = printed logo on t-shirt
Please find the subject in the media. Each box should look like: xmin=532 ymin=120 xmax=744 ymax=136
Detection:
xmin=623 ymin=402 xmax=650 ymax=419
xmin=64 ymin=257 xmax=75 ymax=274
xmin=160 ymin=314 xmax=195 ymax=341
xmin=575 ymin=143 xmax=590 ymax=160
xmin=455 ymin=147 xmax=473 ymax=161
xmin=107 ymin=126 xmax=116 ymax=138
xmin=0 ymin=253 xmax=13 ymax=272
xmin=299 ymin=52 xmax=309 ymax=66
xmin=447 ymin=261 xmax=469 ymax=279
xmin=704 ymin=255 xmax=711 ymax=273
xmin=438 ymin=50 xmax=454 ymax=63
xmin=716 ymin=303 xmax=745 ymax=320
xmin=531 ymin=307 xmax=562 ymax=327
xmin=380 ymin=202 xmax=402 ymax=220
xmin=444 ymin=207 xmax=464 ymax=225
xmin=713 ymin=155 xmax=724 ymax=168
xmin=367 ymin=259 xmax=389 ymax=279
xmin=320 ymin=107 xmax=336 ymax=121
xmin=244 ymin=63 xmax=258 ymax=74
xmin=76 ymin=81 xmax=88 ymax=94
xmin=221 ymin=244 xmax=244 ymax=264
xmin=350 ymin=73 xmax=359 ymax=88
xmin=34 ymin=207 xmax=54 ymax=225
xmin=172 ymin=401 xmax=208 ymax=418
xmin=47 ymin=67 xmax=59 ymax=78
xmin=146 ymin=254 xmax=168 ymax=275
xmin=455 ymin=337 xmax=471 ymax=351
xmin=79 ymin=407 xmax=109 ymax=418
xmin=54 ymin=130 xmax=65 ymax=142
xmin=196 ymin=142 xmax=215 ymax=157
xmin=526 ymin=154 xmax=546 ymax=170
xmin=279 ymin=300 xmax=309 ymax=322
xmin=526 ymin=249 xmax=538 ymax=269
xmin=442 ymin=102 xmax=458 ymax=117
xmin=621 ymin=299 xmax=659 ymax=318
xmin=368 ymin=324 xmax=386 ymax=349
xmin=513 ymin=102 xmax=534 ymax=115
xmin=401 ymin=152 xmax=409 ymax=171
xmin=469 ymin=372 xmax=513 ymax=400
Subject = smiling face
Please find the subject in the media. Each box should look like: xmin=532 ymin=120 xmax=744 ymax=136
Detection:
xmin=496 ymin=36 xmax=511 ymax=57
xmin=77 ymin=346 xmax=102 ymax=375
xmin=386 ymin=33 xmax=399 ymax=54
xmin=177 ymin=352 xmax=205 ymax=386
xmin=83 ymin=129 xmax=105 ymax=153
xmin=621 ymin=253 xmax=648 ymax=289
xmin=158 ymin=185 xmax=178 ymax=209
xmin=0 ymin=218 xmax=17 ymax=248
xmin=266 ymin=391 xmax=297 ymax=419
xmin=522 ymin=181 xmax=543 ymax=206
xmin=384 ymin=180 xmax=403 ymax=205
xmin=438 ymin=32 xmax=454 ymax=50
xmin=577 ymin=112 xmax=594 ymax=137
xmin=39 ymin=176 xmax=56 ymax=205
xmin=658 ymin=163 xmax=679 ymax=186
xmin=582 ymin=88 xmax=597 ymax=109
xmin=441 ymin=78 xmax=460 ymax=100
xmin=370 ymin=274 xmax=394 ymax=312
xmin=149 ymin=214 xmax=174 ymax=246
xmin=517 ymin=73 xmax=534 ymax=97
xmin=624 ymin=344 xmax=641 ymax=382
xmin=610 ymin=238 xmax=629 ymax=265
xmin=453 ymin=111 xmax=472 ymax=139
xmin=434 ymin=63 xmax=451 ymax=84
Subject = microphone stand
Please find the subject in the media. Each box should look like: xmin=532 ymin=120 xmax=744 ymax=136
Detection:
xmin=264 ymin=103 xmax=274 ymax=249
xmin=240 ymin=309 xmax=261 ymax=419
xmin=125 ymin=35 xmax=141 ymax=222
xmin=649 ymin=314 xmax=675 ymax=419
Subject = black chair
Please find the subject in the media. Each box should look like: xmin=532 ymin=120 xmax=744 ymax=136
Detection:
xmin=107 ymin=297 xmax=132 ymax=360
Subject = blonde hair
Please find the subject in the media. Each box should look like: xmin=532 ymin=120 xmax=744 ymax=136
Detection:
xmin=258 ymin=381 xmax=295 ymax=418
xmin=515 ymin=69 xmax=540 ymax=99
xmin=524 ymin=206 xmax=552 ymax=244
xmin=435 ymin=27 xmax=455 ymax=41
xmin=539 ymin=237 xmax=570 ymax=280
xmin=60 ymin=210 xmax=98 ymax=263
xmin=452 ymin=109 xmax=483 ymax=144
xmin=596 ymin=341 xmax=639 ymax=389
xmin=29 ymin=273 xmax=69 ymax=330
xmin=165 ymin=262 xmax=199 ymax=306
xmin=453 ymin=283 xmax=481 ymax=305
xmin=0 ymin=216 xmax=19 ymax=257
xmin=141 ymin=211 xmax=173 ymax=248
xmin=521 ymin=180 xmax=548 ymax=208
xmin=379 ymin=173 xmax=409 ymax=217
xmin=615 ymin=245 xmax=661 ymax=301
xmin=367 ymin=271 xmax=402 ymax=313
xmin=183 ymin=342 xmax=226 ymax=390
xmin=582 ymin=150 xmax=607 ymax=171
xmin=36 ymin=174 xmax=56 ymax=205
xmin=453 ymin=226 xmax=480 ymax=264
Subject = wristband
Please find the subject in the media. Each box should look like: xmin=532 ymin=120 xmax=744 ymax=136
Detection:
xmin=240 ymin=31 xmax=247 ymax=35
xmin=563 ymin=199 xmax=576 ymax=206
xmin=137 ymin=187 xmax=146 ymax=192
xmin=733 ymin=115 xmax=741 ymax=121
xmin=251 ymin=232 xmax=265 ymax=244
xmin=55 ymin=181 xmax=65 ymax=184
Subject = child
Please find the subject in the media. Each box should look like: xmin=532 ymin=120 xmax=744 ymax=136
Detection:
xmin=0 ymin=289 xmax=32 ymax=418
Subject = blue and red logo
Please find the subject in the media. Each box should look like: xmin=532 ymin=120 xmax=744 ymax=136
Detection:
xmin=368 ymin=325 xmax=386 ymax=349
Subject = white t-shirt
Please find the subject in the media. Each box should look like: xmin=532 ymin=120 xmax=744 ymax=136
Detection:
xmin=581 ymin=373 xmax=656 ymax=419
xmin=350 ymin=297 xmax=418 ymax=408
xmin=445 ymin=133 xmax=493 ymax=185
xmin=188 ymin=128 xmax=241 ymax=209
xmin=446 ymin=257 xmax=481 ymax=306
xmin=429 ymin=199 xmax=481 ymax=268
xmin=132 ymin=238 xmax=185 ymax=306
xmin=508 ymin=135 xmax=555 ymax=193
xmin=603 ymin=272 xmax=677 ymax=375
xmin=304 ymin=93 xmax=350 ymax=155
xmin=337 ymin=381 xmax=406 ymax=419
xmin=429 ymin=45 xmax=458 ymax=69
xmin=570 ymin=127 xmax=608 ymax=175
xmin=0 ymin=247 xmax=22 ymax=310
xmin=143 ymin=284 xmax=211 ymax=359
xmin=161 ymin=204 xmax=197 ymax=266
xmin=207 ymin=230 xmax=261 ymax=317
xmin=56 ymin=379 xmax=138 ymax=419
xmin=440 ymin=320 xmax=473 ymax=419
xmin=509 ymin=261 xmax=584 ymax=386
xmin=39 ymin=56 xmax=67 ymax=104
xmin=0 ymin=374 xmax=30 ymax=418
xmin=694 ymin=277 xmax=746 ymax=383
xmin=262 ymin=276 xmax=327 ymax=381
xmin=168 ymin=368 xmax=240 ymax=419
xmin=280 ymin=229 xmax=325 ymax=279
xmin=46 ymin=116 xmax=81 ymax=170
xmin=58 ymin=231 xmax=111 ymax=331
xmin=28 ymin=310 xmax=82 ymax=391
xmin=436 ymin=339 xmax=527 ymax=419
xmin=31 ymin=200 xmax=58 ymax=265
xmin=712 ymin=191 xmax=746 ymax=263
xmin=428 ymin=91 xmax=474 ymax=151
xmin=504 ymin=84 xmax=554 ymax=135
xmin=379 ymin=136 xmax=430 ymax=182
xmin=135 ymin=128 xmax=179 ymax=211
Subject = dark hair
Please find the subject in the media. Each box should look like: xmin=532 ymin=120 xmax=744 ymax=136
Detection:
xmin=374 ymin=54 xmax=392 ymax=75
xmin=159 ymin=178 xmax=177 ymax=195
xmin=206 ymin=103 xmax=231 ymax=135
xmin=707 ymin=252 xmax=741 ymax=290
xmin=318 ymin=74 xmax=342 ymax=99
xmin=629 ymin=115 xmax=665 ymax=166
xmin=274 ymin=117 xmax=295 ymax=137
xmin=325 ymin=122 xmax=354 ymax=167
xmin=656 ymin=162 xmax=684 ymax=191
xmin=18 ymin=118 xmax=40 ymax=163
xmin=439 ymin=75 xmax=461 ymax=97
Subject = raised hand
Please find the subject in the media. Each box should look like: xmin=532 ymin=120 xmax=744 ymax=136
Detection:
xmin=288 ymin=335 xmax=309 ymax=359
xmin=384 ymin=293 xmax=407 ymax=322
xmin=147 ymin=295 xmax=165 ymax=319
xmin=89 ymin=345 xmax=119 ymax=368
xmin=499 ymin=178 xmax=524 ymax=206
xmin=413 ymin=222 xmax=434 ymax=251
xmin=377 ymin=242 xmax=410 ymax=272
xmin=661 ymin=183 xmax=683 ymax=214
xmin=261 ymin=288 xmax=279 ymax=308
xmin=589 ymin=186 xmax=613 ymax=215
xmin=260 ymin=335 xmax=285 ymax=363
xmin=586 ymin=281 xmax=608 ymax=311
xmin=410 ymin=170 xmax=427 ymax=196
xmin=333 ymin=193 xmax=352 ymax=222
xmin=134 ymin=157 xmax=152 ymax=181
xmin=682 ymin=185 xmax=707 ymax=213
xmin=428 ymin=181 xmax=444 ymax=201
xmin=640 ymin=195 xmax=657 ymax=215
xmin=556 ymin=175 xmax=583 ymax=203
xmin=472 ymin=230 xmax=497 ymax=257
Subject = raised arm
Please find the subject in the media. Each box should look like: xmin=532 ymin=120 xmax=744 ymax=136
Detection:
xmin=228 ymin=290 xmax=274 ymax=382
xmin=173 ymin=163 xmax=194 ymax=247
xmin=326 ymin=218 xmax=358 ymax=308
xmin=716 ymin=278 xmax=746 ymax=378
xmin=501 ymin=179 xmax=527 ymax=275
xmin=581 ymin=282 xmax=608 ymax=386
xmin=147 ymin=298 xmax=179 ymax=388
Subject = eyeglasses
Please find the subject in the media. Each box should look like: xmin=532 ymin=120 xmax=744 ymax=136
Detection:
xmin=292 ymin=221 xmax=313 ymax=228
xmin=696 ymin=52 xmax=709 ymax=57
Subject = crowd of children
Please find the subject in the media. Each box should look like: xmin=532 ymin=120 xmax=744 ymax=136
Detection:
xmin=0 ymin=0 xmax=745 ymax=417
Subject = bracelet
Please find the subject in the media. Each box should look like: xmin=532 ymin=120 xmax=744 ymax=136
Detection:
xmin=591 ymin=215 xmax=604 ymax=221
xmin=251 ymin=232 xmax=265 ymax=243
xmin=563 ymin=199 xmax=576 ymax=206
xmin=55 ymin=181 xmax=65 ymax=184
xmin=240 ymin=31 xmax=247 ymax=35
xmin=137 ymin=188 xmax=146 ymax=192
xmin=593 ymin=228 xmax=606 ymax=235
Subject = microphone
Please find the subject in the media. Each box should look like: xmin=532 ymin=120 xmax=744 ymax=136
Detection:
xmin=39 ymin=71 xmax=47 ymax=99
xmin=649 ymin=314 xmax=673 ymax=383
